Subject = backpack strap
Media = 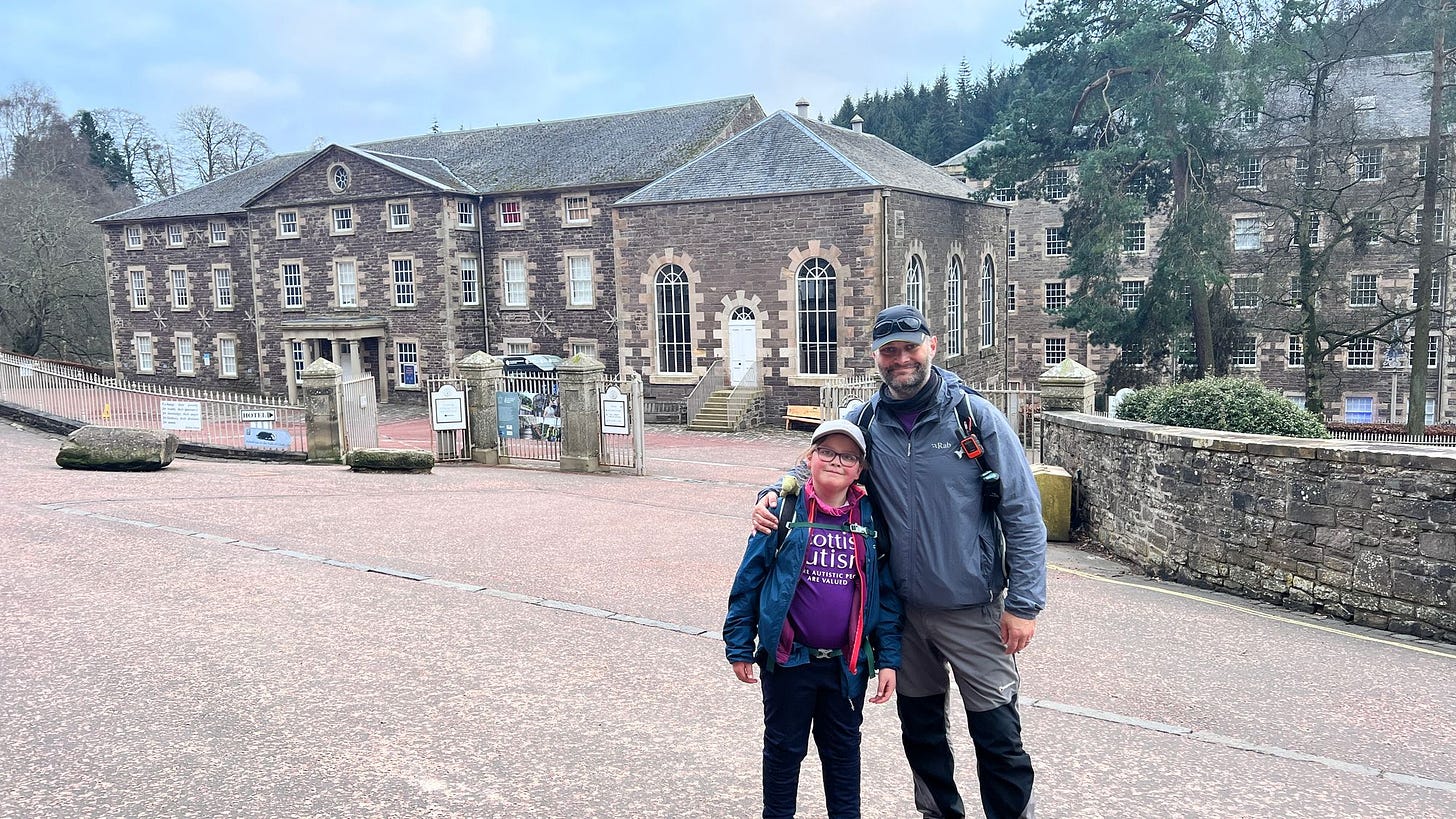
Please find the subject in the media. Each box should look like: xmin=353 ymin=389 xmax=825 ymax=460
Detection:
xmin=772 ymin=476 xmax=802 ymax=561
xmin=786 ymin=520 xmax=877 ymax=539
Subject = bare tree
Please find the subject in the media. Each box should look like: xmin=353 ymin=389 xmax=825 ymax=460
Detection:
xmin=0 ymin=81 xmax=62 ymax=176
xmin=93 ymin=107 xmax=177 ymax=201
xmin=175 ymin=105 xmax=271 ymax=185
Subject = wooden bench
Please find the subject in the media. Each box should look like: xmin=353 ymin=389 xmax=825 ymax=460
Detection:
xmin=784 ymin=404 xmax=824 ymax=430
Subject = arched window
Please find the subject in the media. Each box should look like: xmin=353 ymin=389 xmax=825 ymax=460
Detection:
xmin=945 ymin=255 xmax=964 ymax=357
xmin=797 ymin=258 xmax=838 ymax=375
xmin=654 ymin=264 xmax=692 ymax=373
xmin=980 ymin=255 xmax=996 ymax=349
xmin=904 ymin=255 xmax=924 ymax=313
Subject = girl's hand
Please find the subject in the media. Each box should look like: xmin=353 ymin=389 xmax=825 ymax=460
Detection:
xmin=732 ymin=661 xmax=759 ymax=684
xmin=869 ymin=668 xmax=896 ymax=704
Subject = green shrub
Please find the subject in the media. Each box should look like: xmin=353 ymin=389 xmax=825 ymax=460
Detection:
xmin=1115 ymin=378 xmax=1327 ymax=438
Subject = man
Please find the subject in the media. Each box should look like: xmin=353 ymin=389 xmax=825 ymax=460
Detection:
xmin=753 ymin=304 xmax=1046 ymax=819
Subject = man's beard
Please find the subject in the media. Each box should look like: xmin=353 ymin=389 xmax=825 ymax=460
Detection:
xmin=880 ymin=359 xmax=929 ymax=398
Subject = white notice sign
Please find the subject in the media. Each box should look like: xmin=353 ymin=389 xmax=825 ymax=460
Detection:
xmin=431 ymin=384 xmax=468 ymax=431
xmin=600 ymin=386 xmax=629 ymax=434
xmin=160 ymin=400 xmax=203 ymax=431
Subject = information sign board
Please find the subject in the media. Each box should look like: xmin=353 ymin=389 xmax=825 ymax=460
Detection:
xmin=160 ymin=400 xmax=203 ymax=431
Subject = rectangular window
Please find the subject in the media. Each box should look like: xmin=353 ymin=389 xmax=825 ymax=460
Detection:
xmin=992 ymin=183 xmax=1017 ymax=202
xmin=129 ymin=269 xmax=148 ymax=309
xmin=1044 ymin=226 xmax=1068 ymax=257
xmin=502 ymin=256 xmax=527 ymax=307
xmin=1006 ymin=282 xmax=1017 ymax=313
xmin=1346 ymin=337 xmax=1375 ymax=368
xmin=1360 ymin=209 xmax=1384 ymax=245
xmin=175 ymin=333 xmax=195 ymax=375
xmin=212 ymin=266 xmax=233 ymax=309
xmin=498 ymin=200 xmax=523 ymax=227
xmin=1415 ymin=208 xmax=1446 ymax=242
xmin=460 ymin=257 xmax=480 ymax=306
xmin=1419 ymin=143 xmax=1448 ymax=179
xmin=566 ymin=253 xmax=593 ymax=306
xmin=1043 ymin=337 xmax=1067 ymax=366
xmin=291 ymin=341 xmax=306 ymax=384
xmin=1301 ymin=213 xmax=1321 ymax=245
xmin=1044 ymin=281 xmax=1067 ymax=313
xmin=1349 ymin=273 xmax=1378 ymax=307
xmin=1007 ymin=228 xmax=1017 ymax=259
xmin=1234 ymin=217 xmax=1261 ymax=251
xmin=1233 ymin=277 xmax=1260 ymax=309
xmin=277 ymin=210 xmax=299 ymax=238
xmin=1239 ymin=108 xmax=1258 ymax=128
xmin=1232 ymin=335 xmax=1258 ymax=368
xmin=167 ymin=224 xmax=184 ymax=248
xmin=1293 ymin=153 xmax=1311 ymax=187
xmin=169 ymin=267 xmax=190 ymax=309
xmin=125 ymin=225 xmax=143 ymax=249
xmin=1122 ymin=222 xmax=1146 ymax=253
xmin=218 ymin=336 xmax=238 ymax=378
xmin=331 ymin=206 xmax=354 ymax=234
xmin=564 ymin=195 xmax=590 ymax=225
xmin=336 ymin=260 xmax=358 ymax=308
xmin=388 ymin=201 xmax=411 ymax=230
xmin=282 ymin=263 xmax=303 ymax=309
xmin=1427 ymin=397 xmax=1438 ymax=425
xmin=1287 ymin=334 xmax=1304 ymax=367
xmin=1430 ymin=334 xmax=1441 ymax=369
xmin=396 ymin=341 xmax=419 ymax=387
xmin=1042 ymin=169 xmax=1069 ymax=201
xmin=1237 ymin=155 xmax=1262 ymax=188
xmin=209 ymin=220 xmax=228 ymax=245
xmin=569 ymin=339 xmax=598 ymax=358
xmin=1344 ymin=396 xmax=1374 ymax=423
xmin=1120 ymin=280 xmax=1145 ymax=310
xmin=1354 ymin=146 xmax=1382 ymax=180
xmin=457 ymin=200 xmax=476 ymax=228
xmin=504 ymin=338 xmax=532 ymax=356
xmin=134 ymin=333 xmax=154 ymax=373
xmin=392 ymin=258 xmax=415 ymax=307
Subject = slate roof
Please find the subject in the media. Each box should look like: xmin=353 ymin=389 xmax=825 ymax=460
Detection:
xmin=1256 ymin=52 xmax=1439 ymax=144
xmin=99 ymin=95 xmax=761 ymax=222
xmin=617 ymin=111 xmax=973 ymax=206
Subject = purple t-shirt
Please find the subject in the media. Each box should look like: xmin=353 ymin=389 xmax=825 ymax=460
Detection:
xmin=784 ymin=482 xmax=863 ymax=651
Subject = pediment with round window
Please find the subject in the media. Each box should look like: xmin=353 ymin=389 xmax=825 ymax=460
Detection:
xmin=329 ymin=164 xmax=351 ymax=193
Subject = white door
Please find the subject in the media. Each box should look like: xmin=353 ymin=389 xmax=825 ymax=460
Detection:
xmin=728 ymin=308 xmax=757 ymax=386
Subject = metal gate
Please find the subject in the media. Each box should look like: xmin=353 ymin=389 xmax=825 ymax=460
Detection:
xmin=341 ymin=374 xmax=378 ymax=452
xmin=425 ymin=376 xmax=472 ymax=462
xmin=600 ymin=373 xmax=645 ymax=474
xmin=499 ymin=370 xmax=561 ymax=463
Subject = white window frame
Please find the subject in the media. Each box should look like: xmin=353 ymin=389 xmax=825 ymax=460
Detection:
xmin=992 ymin=183 xmax=1017 ymax=203
xmin=175 ymin=332 xmax=196 ymax=376
xmin=1121 ymin=279 xmax=1145 ymax=311
xmin=1043 ymin=337 xmax=1068 ymax=366
xmin=1232 ymin=277 xmax=1260 ymax=309
xmin=1233 ymin=216 xmax=1262 ymax=251
xmin=128 ymin=268 xmax=149 ymax=310
xmin=392 ymin=258 xmax=415 ymax=307
xmin=566 ymin=252 xmax=593 ymax=307
xmin=125 ymin=225 xmax=143 ymax=250
xmin=281 ymin=262 xmax=304 ymax=309
xmin=501 ymin=255 xmax=528 ymax=308
xmin=1354 ymin=146 xmax=1383 ymax=181
xmin=212 ymin=265 xmax=234 ymax=310
xmin=168 ymin=266 xmax=190 ymax=311
xmin=497 ymin=199 xmax=524 ymax=229
xmin=1349 ymin=273 xmax=1378 ymax=307
xmin=1346 ymin=337 xmax=1376 ymax=369
xmin=336 ymin=259 xmax=358 ymax=308
xmin=795 ymin=258 xmax=838 ymax=377
xmin=1429 ymin=334 xmax=1441 ymax=369
xmin=563 ymin=194 xmax=591 ymax=226
xmin=1414 ymin=207 xmax=1446 ymax=242
xmin=291 ymin=341 xmax=307 ymax=385
xmin=276 ymin=209 xmax=299 ymax=239
xmin=504 ymin=338 xmax=532 ymax=356
xmin=217 ymin=335 xmax=238 ymax=378
xmin=978 ymin=255 xmax=996 ymax=350
xmin=1123 ymin=222 xmax=1147 ymax=254
xmin=1231 ymin=335 xmax=1259 ymax=368
xmin=395 ymin=340 xmax=420 ymax=388
xmin=1343 ymin=395 xmax=1375 ymax=423
xmin=1045 ymin=226 xmax=1068 ymax=257
xmin=208 ymin=220 xmax=228 ymax=246
xmin=167 ymin=224 xmax=184 ymax=248
xmin=1006 ymin=282 xmax=1017 ymax=313
xmin=1007 ymin=228 xmax=1017 ymax=259
xmin=1361 ymin=209 xmax=1384 ymax=246
xmin=904 ymin=255 xmax=925 ymax=313
xmin=946 ymin=255 xmax=964 ymax=356
xmin=460 ymin=256 xmax=480 ymax=306
xmin=1043 ymin=169 xmax=1069 ymax=201
xmin=387 ymin=200 xmax=412 ymax=231
xmin=331 ymin=205 xmax=355 ymax=235
xmin=568 ymin=338 xmax=599 ymax=358
xmin=1044 ymin=281 xmax=1067 ymax=313
xmin=1287 ymin=334 xmax=1304 ymax=368
xmin=457 ymin=200 xmax=476 ymax=229
xmin=134 ymin=333 xmax=155 ymax=373
xmin=1237 ymin=155 xmax=1262 ymax=188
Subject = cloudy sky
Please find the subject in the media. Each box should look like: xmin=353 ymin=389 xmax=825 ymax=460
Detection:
xmin=1 ymin=1 xmax=1027 ymax=153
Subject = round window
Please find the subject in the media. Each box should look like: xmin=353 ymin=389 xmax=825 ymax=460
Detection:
xmin=330 ymin=164 xmax=350 ymax=192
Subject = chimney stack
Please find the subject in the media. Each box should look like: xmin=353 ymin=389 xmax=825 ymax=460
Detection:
xmin=851 ymin=114 xmax=864 ymax=133
xmin=796 ymin=98 xmax=810 ymax=118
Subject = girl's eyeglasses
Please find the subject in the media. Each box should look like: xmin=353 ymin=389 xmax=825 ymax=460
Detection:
xmin=812 ymin=445 xmax=862 ymax=466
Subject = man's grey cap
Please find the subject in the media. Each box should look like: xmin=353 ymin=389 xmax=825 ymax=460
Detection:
xmin=871 ymin=304 xmax=932 ymax=351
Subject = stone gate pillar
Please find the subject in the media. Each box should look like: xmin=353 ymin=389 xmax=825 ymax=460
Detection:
xmin=460 ymin=351 xmax=504 ymax=466
xmin=1039 ymin=359 xmax=1098 ymax=413
xmin=302 ymin=358 xmax=345 ymax=464
xmin=557 ymin=353 xmax=605 ymax=473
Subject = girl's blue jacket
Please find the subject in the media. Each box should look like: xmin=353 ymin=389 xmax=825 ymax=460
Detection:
xmin=723 ymin=488 xmax=902 ymax=700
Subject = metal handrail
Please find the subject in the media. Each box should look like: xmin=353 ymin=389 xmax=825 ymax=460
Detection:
xmin=724 ymin=362 xmax=759 ymax=413
xmin=685 ymin=358 xmax=723 ymax=424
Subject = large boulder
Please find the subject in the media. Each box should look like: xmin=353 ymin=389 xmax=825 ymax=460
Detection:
xmin=56 ymin=426 xmax=180 ymax=471
xmin=348 ymin=448 xmax=434 ymax=473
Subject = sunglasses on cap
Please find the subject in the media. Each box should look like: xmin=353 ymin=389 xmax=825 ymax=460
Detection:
xmin=872 ymin=315 xmax=929 ymax=339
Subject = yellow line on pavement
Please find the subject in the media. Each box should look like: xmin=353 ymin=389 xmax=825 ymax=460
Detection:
xmin=1050 ymin=563 xmax=1456 ymax=660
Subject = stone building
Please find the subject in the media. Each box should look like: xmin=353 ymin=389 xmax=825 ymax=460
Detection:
xmin=948 ymin=52 xmax=1455 ymax=424
xmin=614 ymin=107 xmax=1009 ymax=417
xmin=97 ymin=96 xmax=764 ymax=402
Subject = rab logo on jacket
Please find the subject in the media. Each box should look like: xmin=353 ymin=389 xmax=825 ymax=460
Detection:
xmin=931 ymin=441 xmax=953 ymax=449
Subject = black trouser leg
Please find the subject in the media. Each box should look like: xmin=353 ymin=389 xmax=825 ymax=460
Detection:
xmin=761 ymin=664 xmax=814 ymax=819
xmin=811 ymin=665 xmax=865 ymax=819
xmin=898 ymin=692 xmax=964 ymax=819
xmin=966 ymin=698 xmax=1035 ymax=819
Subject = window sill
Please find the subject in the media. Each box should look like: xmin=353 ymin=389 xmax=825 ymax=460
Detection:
xmin=563 ymin=222 xmax=592 ymax=229
xmin=209 ymin=242 xmax=230 ymax=248
xmin=501 ymin=305 xmax=530 ymax=311
xmin=130 ymin=306 xmax=150 ymax=312
xmin=387 ymin=227 xmax=413 ymax=233
xmin=495 ymin=224 xmax=525 ymax=231
xmin=330 ymin=230 xmax=356 ymax=237
xmin=787 ymin=374 xmax=844 ymax=388
xmin=649 ymin=373 xmax=699 ymax=386
xmin=565 ymin=303 xmax=595 ymax=310
xmin=455 ymin=224 xmax=476 ymax=231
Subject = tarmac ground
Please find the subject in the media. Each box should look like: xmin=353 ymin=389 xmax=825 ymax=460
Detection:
xmin=2 ymin=419 xmax=1454 ymax=818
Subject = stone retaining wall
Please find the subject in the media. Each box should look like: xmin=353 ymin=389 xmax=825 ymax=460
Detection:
xmin=1042 ymin=412 xmax=1456 ymax=643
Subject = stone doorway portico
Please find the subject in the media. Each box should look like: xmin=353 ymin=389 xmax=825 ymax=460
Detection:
xmin=279 ymin=317 xmax=391 ymax=405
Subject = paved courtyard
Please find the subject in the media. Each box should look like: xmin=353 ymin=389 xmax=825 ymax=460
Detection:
xmin=2 ymin=420 xmax=1454 ymax=818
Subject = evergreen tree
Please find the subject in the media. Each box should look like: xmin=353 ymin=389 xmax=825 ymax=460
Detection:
xmin=73 ymin=110 xmax=131 ymax=188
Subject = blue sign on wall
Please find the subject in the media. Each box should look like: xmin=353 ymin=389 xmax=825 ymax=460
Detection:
xmin=244 ymin=427 xmax=293 ymax=451
xmin=496 ymin=392 xmax=522 ymax=439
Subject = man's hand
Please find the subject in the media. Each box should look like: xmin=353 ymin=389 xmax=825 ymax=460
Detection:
xmin=752 ymin=492 xmax=780 ymax=534
xmin=869 ymin=668 xmax=896 ymax=704
xmin=1000 ymin=611 xmax=1036 ymax=655
xmin=732 ymin=661 xmax=758 ymax=684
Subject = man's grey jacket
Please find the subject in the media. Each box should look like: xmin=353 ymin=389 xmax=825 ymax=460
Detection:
xmin=836 ymin=367 xmax=1048 ymax=618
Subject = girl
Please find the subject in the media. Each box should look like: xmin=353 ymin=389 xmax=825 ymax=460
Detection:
xmin=724 ymin=418 xmax=902 ymax=819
